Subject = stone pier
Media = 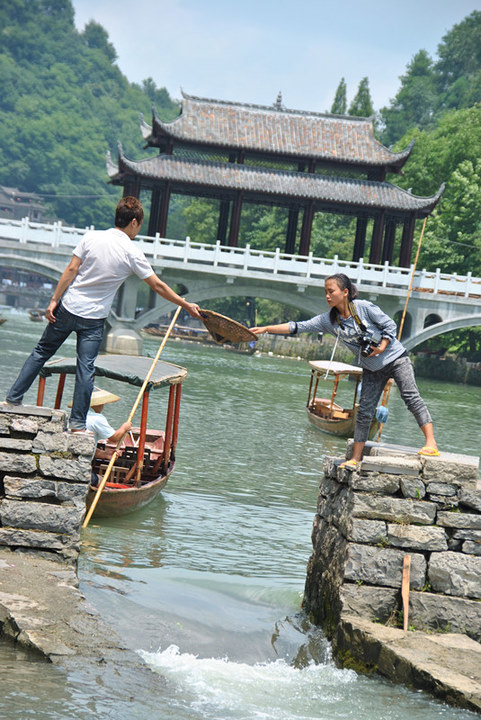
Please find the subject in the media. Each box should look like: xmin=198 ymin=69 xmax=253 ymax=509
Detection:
xmin=0 ymin=403 xmax=159 ymax=696
xmin=303 ymin=441 xmax=481 ymax=712
xmin=0 ymin=403 xmax=94 ymax=563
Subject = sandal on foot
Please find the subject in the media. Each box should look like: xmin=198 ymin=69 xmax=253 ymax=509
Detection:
xmin=417 ymin=446 xmax=440 ymax=457
xmin=339 ymin=459 xmax=359 ymax=471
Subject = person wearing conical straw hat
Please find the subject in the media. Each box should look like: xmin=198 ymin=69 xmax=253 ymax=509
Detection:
xmin=84 ymin=387 xmax=132 ymax=445
xmin=69 ymin=386 xmax=131 ymax=486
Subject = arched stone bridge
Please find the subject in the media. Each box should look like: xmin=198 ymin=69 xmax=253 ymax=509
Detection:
xmin=1 ymin=217 xmax=480 ymax=353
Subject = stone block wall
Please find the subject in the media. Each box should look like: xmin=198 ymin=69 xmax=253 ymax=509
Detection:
xmin=303 ymin=442 xmax=481 ymax=641
xmin=0 ymin=405 xmax=95 ymax=564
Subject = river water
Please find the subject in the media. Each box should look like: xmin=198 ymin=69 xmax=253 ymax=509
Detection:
xmin=0 ymin=308 xmax=479 ymax=720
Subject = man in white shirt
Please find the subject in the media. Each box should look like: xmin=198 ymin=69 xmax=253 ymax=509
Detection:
xmin=6 ymin=197 xmax=201 ymax=430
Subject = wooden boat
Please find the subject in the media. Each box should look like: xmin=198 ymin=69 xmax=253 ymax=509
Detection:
xmin=306 ymin=360 xmax=379 ymax=439
xmin=29 ymin=308 xmax=46 ymax=322
xmin=0 ymin=317 xmax=6 ymax=326
xmin=143 ymin=322 xmax=213 ymax=343
xmin=37 ymin=354 xmax=188 ymax=517
xmin=143 ymin=322 xmax=256 ymax=354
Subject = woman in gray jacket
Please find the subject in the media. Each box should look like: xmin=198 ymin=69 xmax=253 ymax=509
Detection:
xmin=252 ymin=273 xmax=439 ymax=469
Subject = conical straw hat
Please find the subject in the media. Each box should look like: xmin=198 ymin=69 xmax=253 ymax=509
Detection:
xmin=199 ymin=309 xmax=257 ymax=344
xmin=68 ymin=386 xmax=120 ymax=408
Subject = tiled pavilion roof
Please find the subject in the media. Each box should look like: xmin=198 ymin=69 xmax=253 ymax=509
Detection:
xmin=140 ymin=92 xmax=414 ymax=171
xmin=107 ymin=148 xmax=444 ymax=216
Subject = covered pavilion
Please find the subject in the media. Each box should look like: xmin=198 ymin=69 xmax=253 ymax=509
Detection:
xmin=107 ymin=92 xmax=444 ymax=267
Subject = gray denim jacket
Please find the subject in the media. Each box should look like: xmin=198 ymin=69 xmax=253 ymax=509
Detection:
xmin=289 ymin=299 xmax=406 ymax=371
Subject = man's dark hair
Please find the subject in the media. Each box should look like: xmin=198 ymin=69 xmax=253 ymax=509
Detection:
xmin=115 ymin=196 xmax=144 ymax=228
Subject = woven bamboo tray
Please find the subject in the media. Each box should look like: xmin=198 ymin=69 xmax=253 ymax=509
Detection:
xmin=199 ymin=309 xmax=257 ymax=344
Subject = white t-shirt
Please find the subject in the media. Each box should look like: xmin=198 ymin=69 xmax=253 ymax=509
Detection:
xmin=62 ymin=227 xmax=153 ymax=318
xmin=85 ymin=409 xmax=115 ymax=444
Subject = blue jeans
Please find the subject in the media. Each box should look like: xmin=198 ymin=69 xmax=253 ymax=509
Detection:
xmin=6 ymin=302 xmax=105 ymax=430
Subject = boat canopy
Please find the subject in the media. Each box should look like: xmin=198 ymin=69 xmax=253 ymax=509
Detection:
xmin=308 ymin=360 xmax=363 ymax=379
xmin=40 ymin=355 xmax=188 ymax=390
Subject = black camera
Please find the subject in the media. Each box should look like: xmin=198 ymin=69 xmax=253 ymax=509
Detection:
xmin=359 ymin=329 xmax=382 ymax=357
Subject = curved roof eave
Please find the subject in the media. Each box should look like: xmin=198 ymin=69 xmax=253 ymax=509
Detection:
xmin=146 ymin=97 xmax=413 ymax=169
xmin=111 ymin=150 xmax=444 ymax=215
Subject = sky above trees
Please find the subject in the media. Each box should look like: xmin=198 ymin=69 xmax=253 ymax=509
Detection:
xmin=72 ymin=0 xmax=481 ymax=112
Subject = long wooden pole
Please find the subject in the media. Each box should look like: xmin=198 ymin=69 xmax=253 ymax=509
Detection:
xmin=376 ymin=218 xmax=428 ymax=441
xmin=82 ymin=305 xmax=182 ymax=528
xmin=398 ymin=217 xmax=428 ymax=340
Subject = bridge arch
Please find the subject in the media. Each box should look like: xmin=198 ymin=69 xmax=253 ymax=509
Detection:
xmin=0 ymin=254 xmax=62 ymax=284
xmin=393 ymin=310 xmax=412 ymax=340
xmin=136 ymin=280 xmax=324 ymax=329
xmin=424 ymin=313 xmax=443 ymax=328
xmin=404 ymin=315 xmax=481 ymax=351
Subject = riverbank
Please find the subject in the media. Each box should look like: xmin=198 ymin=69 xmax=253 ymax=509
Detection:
xmin=1 ymin=543 xmax=480 ymax=712
xmin=253 ymin=334 xmax=481 ymax=386
xmin=0 ymin=547 xmax=173 ymax=710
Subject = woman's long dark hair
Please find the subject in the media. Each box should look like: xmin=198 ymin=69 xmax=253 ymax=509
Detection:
xmin=326 ymin=273 xmax=359 ymax=324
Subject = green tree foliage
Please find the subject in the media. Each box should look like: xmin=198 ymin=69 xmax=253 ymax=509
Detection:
xmin=330 ymin=78 xmax=347 ymax=114
xmin=394 ymin=105 xmax=481 ymax=275
xmin=82 ymin=21 xmax=117 ymax=63
xmin=0 ymin=0 xmax=178 ymax=227
xmin=348 ymin=77 xmax=374 ymax=117
xmin=436 ymin=11 xmax=481 ymax=110
xmin=380 ymin=51 xmax=437 ymax=146
xmin=381 ymin=11 xmax=481 ymax=144
xmin=310 ymin=213 xmax=355 ymax=259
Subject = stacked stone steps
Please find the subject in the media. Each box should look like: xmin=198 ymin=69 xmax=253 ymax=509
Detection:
xmin=303 ymin=441 xmax=481 ymax=709
xmin=304 ymin=440 xmax=480 ymax=642
xmin=0 ymin=403 xmax=95 ymax=563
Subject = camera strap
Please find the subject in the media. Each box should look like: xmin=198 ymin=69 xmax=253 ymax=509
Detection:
xmin=335 ymin=301 xmax=367 ymax=332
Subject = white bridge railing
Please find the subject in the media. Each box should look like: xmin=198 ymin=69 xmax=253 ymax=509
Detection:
xmin=1 ymin=216 xmax=480 ymax=300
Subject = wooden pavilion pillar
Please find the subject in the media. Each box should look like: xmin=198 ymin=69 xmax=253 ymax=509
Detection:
xmin=299 ymin=201 xmax=315 ymax=256
xmin=123 ymin=175 xmax=141 ymax=198
xmin=156 ymin=181 xmax=171 ymax=238
xmin=353 ymin=215 xmax=368 ymax=261
xmin=369 ymin=210 xmax=385 ymax=264
xmin=285 ymin=208 xmax=299 ymax=254
xmin=228 ymin=190 xmax=243 ymax=247
xmin=399 ymin=213 xmax=416 ymax=267
xmin=217 ymin=199 xmax=230 ymax=243
xmin=381 ymin=218 xmax=397 ymax=264
xmin=148 ymin=187 xmax=162 ymax=237
xmin=218 ymin=152 xmax=238 ymax=243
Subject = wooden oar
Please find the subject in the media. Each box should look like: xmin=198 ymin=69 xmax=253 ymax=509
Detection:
xmin=376 ymin=217 xmax=428 ymax=441
xmin=82 ymin=306 xmax=182 ymax=528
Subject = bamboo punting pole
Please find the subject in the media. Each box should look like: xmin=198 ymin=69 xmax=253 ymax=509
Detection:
xmin=82 ymin=305 xmax=182 ymax=528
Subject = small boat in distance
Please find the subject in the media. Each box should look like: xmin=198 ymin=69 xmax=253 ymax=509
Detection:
xmin=306 ymin=359 xmax=380 ymax=439
xmin=37 ymin=354 xmax=188 ymax=517
xmin=0 ymin=317 xmax=6 ymax=326
xmin=143 ymin=322 xmax=256 ymax=354
xmin=29 ymin=308 xmax=46 ymax=322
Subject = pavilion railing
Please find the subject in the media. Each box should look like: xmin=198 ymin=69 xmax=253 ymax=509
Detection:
xmin=1 ymin=216 xmax=480 ymax=300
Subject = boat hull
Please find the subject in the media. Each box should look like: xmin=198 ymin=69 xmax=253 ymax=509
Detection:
xmin=86 ymin=465 xmax=173 ymax=517
xmin=306 ymin=402 xmax=380 ymax=440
